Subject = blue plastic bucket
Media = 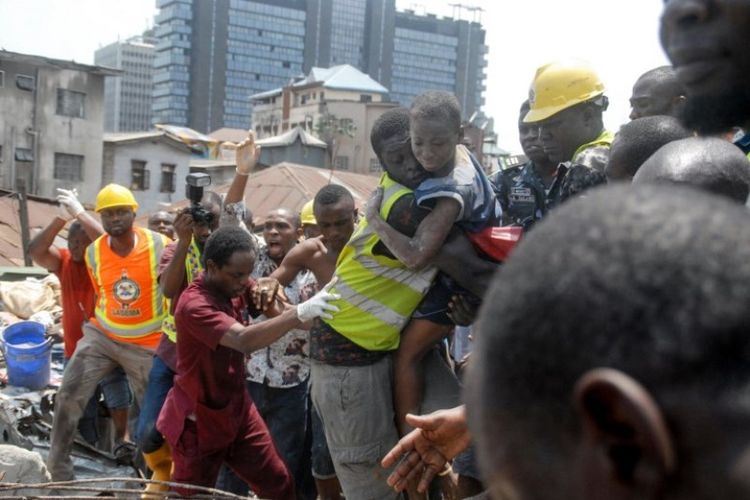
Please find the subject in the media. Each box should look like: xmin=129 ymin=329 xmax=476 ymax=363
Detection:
xmin=2 ymin=321 xmax=53 ymax=390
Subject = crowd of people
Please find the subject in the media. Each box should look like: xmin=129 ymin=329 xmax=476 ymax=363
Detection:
xmin=27 ymin=0 xmax=750 ymax=498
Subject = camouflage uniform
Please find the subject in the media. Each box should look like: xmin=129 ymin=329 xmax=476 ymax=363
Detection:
xmin=490 ymin=160 xmax=607 ymax=231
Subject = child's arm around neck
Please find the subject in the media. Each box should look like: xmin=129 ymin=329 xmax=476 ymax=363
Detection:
xmin=365 ymin=187 xmax=460 ymax=270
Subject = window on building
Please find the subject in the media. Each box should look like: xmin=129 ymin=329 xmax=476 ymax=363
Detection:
xmin=0 ymin=71 xmax=4 ymax=88
xmin=160 ymin=163 xmax=176 ymax=193
xmin=369 ymin=158 xmax=381 ymax=173
xmin=57 ymin=89 xmax=86 ymax=118
xmin=53 ymin=153 xmax=84 ymax=181
xmin=360 ymin=94 xmax=373 ymax=103
xmin=15 ymin=147 xmax=33 ymax=162
xmin=131 ymin=160 xmax=149 ymax=191
xmin=0 ymin=144 xmax=3 ymax=162
xmin=334 ymin=156 xmax=349 ymax=171
xmin=16 ymin=74 xmax=35 ymax=91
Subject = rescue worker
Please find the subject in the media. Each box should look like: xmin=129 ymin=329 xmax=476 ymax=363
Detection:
xmin=492 ymin=100 xmax=605 ymax=230
xmin=47 ymin=184 xmax=170 ymax=481
xmin=29 ymin=189 xmax=134 ymax=460
xmin=524 ymin=59 xmax=614 ymax=174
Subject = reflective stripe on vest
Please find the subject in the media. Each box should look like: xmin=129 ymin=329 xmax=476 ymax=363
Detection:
xmin=572 ymin=129 xmax=615 ymax=160
xmin=86 ymin=227 xmax=167 ymax=338
xmin=162 ymin=238 xmax=203 ymax=343
xmin=325 ymin=174 xmax=437 ymax=352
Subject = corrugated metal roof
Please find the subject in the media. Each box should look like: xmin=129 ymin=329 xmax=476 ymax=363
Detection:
xmin=0 ymin=191 xmax=72 ymax=267
xmin=103 ymin=131 xmax=193 ymax=153
xmin=169 ymin=163 xmax=380 ymax=225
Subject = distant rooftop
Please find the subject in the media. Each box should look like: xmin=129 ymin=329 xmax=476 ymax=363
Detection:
xmin=209 ymin=127 xmax=251 ymax=144
xmin=0 ymin=49 xmax=121 ymax=77
xmin=104 ymin=130 xmax=193 ymax=153
xmin=256 ymin=126 xmax=327 ymax=149
xmin=252 ymin=64 xmax=388 ymax=101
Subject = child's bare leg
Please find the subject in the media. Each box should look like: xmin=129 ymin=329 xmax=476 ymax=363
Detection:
xmin=394 ymin=319 xmax=452 ymax=436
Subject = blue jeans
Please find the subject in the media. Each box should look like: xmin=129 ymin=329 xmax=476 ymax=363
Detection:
xmin=216 ymin=379 xmax=309 ymax=495
xmin=135 ymin=355 xmax=175 ymax=452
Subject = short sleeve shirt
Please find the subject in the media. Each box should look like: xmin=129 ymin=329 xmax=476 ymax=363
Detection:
xmin=157 ymin=273 xmax=254 ymax=448
xmin=54 ymin=249 xmax=96 ymax=359
xmin=172 ymin=273 xmax=250 ymax=412
xmin=414 ymin=145 xmax=502 ymax=233
xmin=246 ymin=245 xmax=317 ymax=387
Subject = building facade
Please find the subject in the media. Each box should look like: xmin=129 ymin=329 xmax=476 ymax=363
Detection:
xmin=251 ymin=64 xmax=396 ymax=175
xmin=102 ymin=131 xmax=193 ymax=214
xmin=151 ymin=0 xmax=487 ymax=132
xmin=95 ymin=35 xmax=156 ymax=132
xmin=0 ymin=50 xmax=119 ymax=203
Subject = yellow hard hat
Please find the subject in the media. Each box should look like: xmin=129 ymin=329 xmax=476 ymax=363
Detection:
xmin=524 ymin=60 xmax=606 ymax=123
xmin=300 ymin=199 xmax=316 ymax=225
xmin=95 ymin=183 xmax=139 ymax=212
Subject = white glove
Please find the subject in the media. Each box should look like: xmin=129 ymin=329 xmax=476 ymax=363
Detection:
xmin=296 ymin=278 xmax=340 ymax=322
xmin=56 ymin=188 xmax=84 ymax=221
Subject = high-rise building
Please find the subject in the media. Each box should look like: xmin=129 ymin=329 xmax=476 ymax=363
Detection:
xmin=151 ymin=0 xmax=487 ymax=131
xmin=95 ymin=35 xmax=156 ymax=132
xmin=152 ymin=0 xmax=306 ymax=132
xmin=391 ymin=10 xmax=487 ymax=116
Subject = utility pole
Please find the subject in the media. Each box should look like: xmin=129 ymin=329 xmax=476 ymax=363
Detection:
xmin=17 ymin=182 xmax=33 ymax=267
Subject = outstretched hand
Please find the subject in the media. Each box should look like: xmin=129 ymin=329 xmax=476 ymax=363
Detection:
xmin=296 ymin=277 xmax=340 ymax=321
xmin=381 ymin=406 xmax=471 ymax=493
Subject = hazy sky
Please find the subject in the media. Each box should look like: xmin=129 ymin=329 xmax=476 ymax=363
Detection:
xmin=0 ymin=0 xmax=670 ymax=153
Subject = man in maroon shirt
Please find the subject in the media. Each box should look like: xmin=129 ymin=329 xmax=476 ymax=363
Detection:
xmin=157 ymin=226 xmax=338 ymax=497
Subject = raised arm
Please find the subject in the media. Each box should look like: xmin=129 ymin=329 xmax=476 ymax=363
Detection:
xmin=270 ymin=239 xmax=322 ymax=286
xmin=56 ymin=188 xmax=104 ymax=241
xmin=223 ymin=131 xmax=261 ymax=207
xmin=159 ymin=211 xmax=193 ymax=299
xmin=28 ymin=217 xmax=66 ymax=272
xmin=366 ymin=188 xmax=460 ymax=270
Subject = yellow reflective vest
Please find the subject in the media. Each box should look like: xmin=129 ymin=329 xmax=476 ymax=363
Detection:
xmin=325 ymin=174 xmax=437 ymax=351
xmin=161 ymin=237 xmax=203 ymax=343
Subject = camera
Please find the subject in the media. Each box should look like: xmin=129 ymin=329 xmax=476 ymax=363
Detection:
xmin=185 ymin=173 xmax=213 ymax=225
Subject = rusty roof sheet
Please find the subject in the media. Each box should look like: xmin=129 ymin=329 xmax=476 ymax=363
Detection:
xmin=167 ymin=162 xmax=380 ymax=225
xmin=0 ymin=191 xmax=71 ymax=267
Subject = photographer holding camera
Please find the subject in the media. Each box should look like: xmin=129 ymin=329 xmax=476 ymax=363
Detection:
xmin=137 ymin=172 xmax=232 ymax=494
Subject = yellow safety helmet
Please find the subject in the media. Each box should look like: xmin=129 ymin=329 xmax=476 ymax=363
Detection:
xmin=300 ymin=199 xmax=316 ymax=225
xmin=95 ymin=183 xmax=139 ymax=212
xmin=524 ymin=59 xmax=606 ymax=123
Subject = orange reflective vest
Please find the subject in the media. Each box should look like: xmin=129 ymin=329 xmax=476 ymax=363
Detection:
xmin=85 ymin=227 xmax=169 ymax=349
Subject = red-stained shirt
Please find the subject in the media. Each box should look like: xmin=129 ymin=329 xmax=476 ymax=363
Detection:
xmin=54 ymin=249 xmax=96 ymax=359
xmin=157 ymin=273 xmax=255 ymax=449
